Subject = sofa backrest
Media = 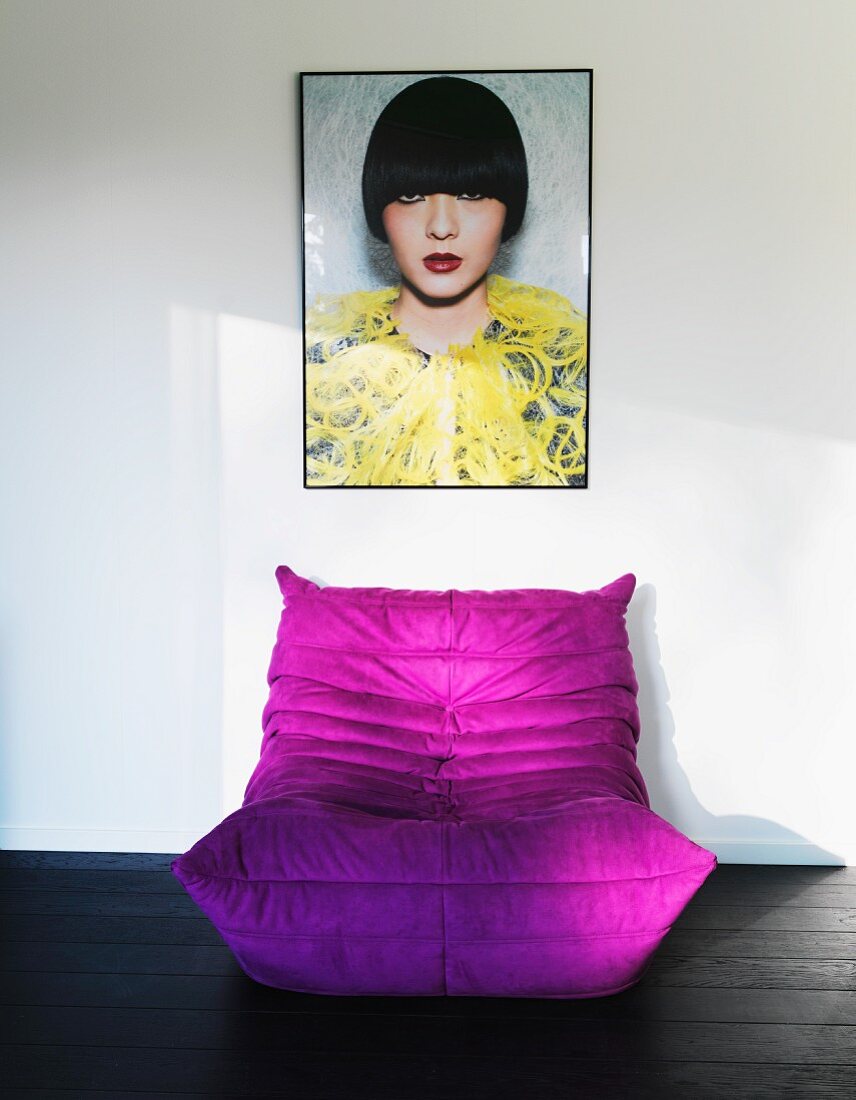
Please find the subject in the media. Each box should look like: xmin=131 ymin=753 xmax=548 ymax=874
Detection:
xmin=250 ymin=566 xmax=647 ymax=816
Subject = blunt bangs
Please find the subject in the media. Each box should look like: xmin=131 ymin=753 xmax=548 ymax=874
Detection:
xmin=362 ymin=77 xmax=528 ymax=243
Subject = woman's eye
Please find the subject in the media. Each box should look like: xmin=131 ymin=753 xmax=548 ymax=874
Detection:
xmin=458 ymin=193 xmax=483 ymax=201
xmin=396 ymin=195 xmax=424 ymax=204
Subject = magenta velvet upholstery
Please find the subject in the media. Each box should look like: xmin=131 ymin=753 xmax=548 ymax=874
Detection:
xmin=172 ymin=567 xmax=716 ymax=998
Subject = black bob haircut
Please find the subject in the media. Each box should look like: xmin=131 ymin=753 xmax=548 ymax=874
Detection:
xmin=362 ymin=77 xmax=528 ymax=244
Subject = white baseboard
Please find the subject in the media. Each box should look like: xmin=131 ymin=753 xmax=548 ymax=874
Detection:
xmin=697 ymin=838 xmax=853 ymax=866
xmin=0 ymin=826 xmax=206 ymax=854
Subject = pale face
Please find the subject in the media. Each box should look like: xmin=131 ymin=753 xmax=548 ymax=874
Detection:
xmin=381 ymin=193 xmax=507 ymax=302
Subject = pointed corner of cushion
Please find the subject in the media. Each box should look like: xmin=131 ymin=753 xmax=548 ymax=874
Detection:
xmin=170 ymin=850 xmax=197 ymax=888
xmin=599 ymin=573 xmax=637 ymax=606
xmin=275 ymin=565 xmax=320 ymax=601
xmin=275 ymin=564 xmax=297 ymax=594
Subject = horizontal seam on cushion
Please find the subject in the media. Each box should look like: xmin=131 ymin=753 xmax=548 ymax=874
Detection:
xmin=229 ymin=794 xmax=653 ymax=820
xmin=266 ymin=710 xmax=633 ymax=732
xmin=217 ymin=926 xmax=670 ymax=943
xmin=269 ymin=676 xmax=630 ymax=705
xmin=267 ymin=673 xmax=443 ymax=706
xmin=264 ymin=708 xmax=442 ymax=734
xmin=264 ymin=717 xmax=637 ymax=738
xmin=287 ymin=594 xmax=626 ymax=609
xmin=448 ymin=927 xmax=672 ymax=943
xmin=289 ymin=594 xmax=451 ymax=608
xmin=258 ymin=738 xmax=638 ymax=754
xmin=277 ymin=641 xmax=628 ymax=659
xmin=178 ymin=862 xmax=713 ymax=887
xmin=239 ymin=791 xmax=648 ymax=810
xmin=220 ymin=927 xmax=443 ymax=942
xmin=266 ymin=676 xmax=633 ymax=710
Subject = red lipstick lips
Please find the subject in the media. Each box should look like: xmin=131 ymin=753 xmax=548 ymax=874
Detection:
xmin=423 ymin=253 xmax=462 ymax=273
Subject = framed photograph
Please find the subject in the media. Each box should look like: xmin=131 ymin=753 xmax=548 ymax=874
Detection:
xmin=302 ymin=70 xmax=591 ymax=488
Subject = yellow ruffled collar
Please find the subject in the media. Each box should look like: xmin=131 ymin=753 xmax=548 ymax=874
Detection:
xmin=306 ymin=275 xmax=587 ymax=487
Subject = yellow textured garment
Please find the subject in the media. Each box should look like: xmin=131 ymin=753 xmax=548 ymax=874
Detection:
xmin=305 ymin=274 xmax=587 ymax=487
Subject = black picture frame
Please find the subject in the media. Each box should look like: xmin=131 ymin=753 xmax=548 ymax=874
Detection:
xmin=301 ymin=69 xmax=592 ymax=489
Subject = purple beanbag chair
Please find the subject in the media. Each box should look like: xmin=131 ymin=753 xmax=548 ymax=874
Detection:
xmin=173 ymin=567 xmax=716 ymax=998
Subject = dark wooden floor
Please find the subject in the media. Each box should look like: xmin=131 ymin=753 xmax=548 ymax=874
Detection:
xmin=1 ymin=855 xmax=854 ymax=1098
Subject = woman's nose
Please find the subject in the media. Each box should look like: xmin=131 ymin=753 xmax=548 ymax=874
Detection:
xmin=425 ymin=194 xmax=459 ymax=240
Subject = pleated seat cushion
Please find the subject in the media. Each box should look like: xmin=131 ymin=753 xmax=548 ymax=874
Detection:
xmin=173 ymin=566 xmax=716 ymax=997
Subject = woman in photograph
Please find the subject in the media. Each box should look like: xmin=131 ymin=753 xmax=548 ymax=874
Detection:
xmin=305 ymin=76 xmax=587 ymax=487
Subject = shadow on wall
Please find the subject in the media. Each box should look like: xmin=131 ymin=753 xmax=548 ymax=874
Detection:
xmin=628 ymin=583 xmax=843 ymax=867
xmin=0 ymin=633 xmax=8 ymax=822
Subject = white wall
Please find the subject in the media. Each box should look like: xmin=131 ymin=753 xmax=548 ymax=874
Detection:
xmin=2 ymin=0 xmax=854 ymax=861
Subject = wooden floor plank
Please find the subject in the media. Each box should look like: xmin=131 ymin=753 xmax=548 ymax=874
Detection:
xmin=3 ymin=868 xmax=855 ymax=907
xmin=2 ymin=1006 xmax=855 ymax=1064
xmin=675 ymin=905 xmax=856 ymax=932
xmin=2 ymin=971 xmax=855 ymax=1023
xmin=659 ymin=929 xmax=856 ymax=959
xmin=4 ymin=907 xmax=854 ymax=949
xmin=643 ymin=957 xmax=856 ymax=990
xmin=0 ymin=941 xmax=243 ymax=975
xmin=3 ymin=934 xmax=855 ymax=978
xmin=0 ymin=914 xmax=225 ymax=945
xmin=0 ymin=852 xmax=176 ymax=871
xmin=0 ymin=890 xmax=204 ymax=919
xmin=0 ymin=868 xmax=184 ymax=894
xmin=3 ymin=1046 xmax=856 ymax=1098
xmin=706 ymin=865 xmax=856 ymax=885
xmin=3 ymin=861 xmax=855 ymax=906
xmin=2 ymin=1093 xmax=205 ymax=1100
xmin=4 ymin=884 xmax=855 ymax=920
xmin=688 ymin=880 xmax=856 ymax=908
